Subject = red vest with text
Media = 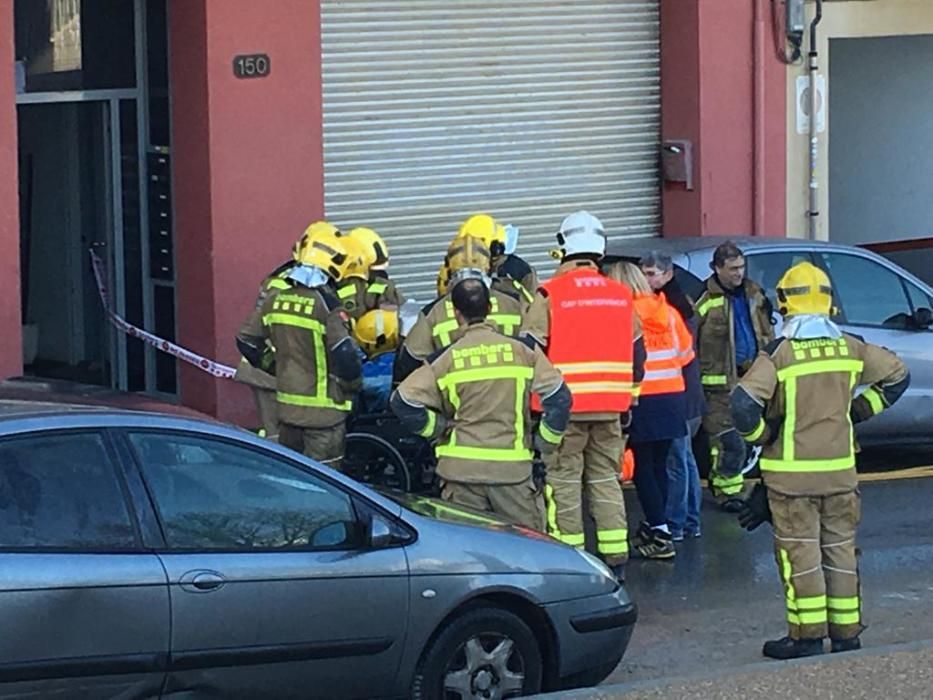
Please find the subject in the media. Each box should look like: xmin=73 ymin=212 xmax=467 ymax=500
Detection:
xmin=533 ymin=266 xmax=635 ymax=413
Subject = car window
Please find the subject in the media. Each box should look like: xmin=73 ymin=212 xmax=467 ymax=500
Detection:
xmin=129 ymin=432 xmax=360 ymax=551
xmin=0 ymin=432 xmax=136 ymax=550
xmin=817 ymin=253 xmax=914 ymax=329
xmin=745 ymin=251 xmax=814 ymax=307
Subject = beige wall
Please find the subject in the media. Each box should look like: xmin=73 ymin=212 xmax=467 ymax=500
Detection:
xmin=786 ymin=0 xmax=933 ymax=239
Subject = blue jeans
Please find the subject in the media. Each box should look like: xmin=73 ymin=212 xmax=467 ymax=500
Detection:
xmin=666 ymin=418 xmax=702 ymax=536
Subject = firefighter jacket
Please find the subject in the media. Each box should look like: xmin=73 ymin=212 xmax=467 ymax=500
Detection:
xmin=336 ymin=275 xmax=407 ymax=321
xmin=238 ymin=285 xmax=362 ymax=429
xmin=493 ymin=253 xmax=538 ymax=303
xmin=634 ymin=292 xmax=695 ymax=396
xmin=733 ymin=333 xmax=909 ymax=497
xmin=522 ymin=260 xmax=645 ymax=418
xmin=391 ymin=322 xmax=572 ymax=484
xmin=696 ymin=276 xmax=774 ymax=391
xmin=402 ymin=287 xmax=525 ymax=361
xmin=234 ymin=262 xmax=295 ymax=390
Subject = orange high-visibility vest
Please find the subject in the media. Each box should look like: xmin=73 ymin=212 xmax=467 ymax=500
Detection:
xmin=533 ymin=267 xmax=635 ymax=413
xmin=634 ymin=292 xmax=695 ymax=396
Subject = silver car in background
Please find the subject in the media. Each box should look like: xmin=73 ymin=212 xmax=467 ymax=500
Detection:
xmin=606 ymin=236 xmax=933 ymax=447
xmin=0 ymin=385 xmax=635 ymax=700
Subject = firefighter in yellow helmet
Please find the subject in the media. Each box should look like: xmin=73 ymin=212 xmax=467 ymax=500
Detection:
xmin=237 ymin=228 xmax=362 ymax=467
xmin=392 ymin=277 xmax=572 ymax=530
xmin=731 ymin=261 xmax=909 ymax=659
xmin=337 ymin=227 xmax=407 ymax=320
xmin=456 ymin=213 xmax=538 ymax=302
xmin=233 ymin=220 xmax=341 ymax=441
xmin=394 ymin=234 xmax=526 ymax=382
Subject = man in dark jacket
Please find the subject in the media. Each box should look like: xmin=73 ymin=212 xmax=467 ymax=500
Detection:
xmin=642 ymin=251 xmax=706 ymax=539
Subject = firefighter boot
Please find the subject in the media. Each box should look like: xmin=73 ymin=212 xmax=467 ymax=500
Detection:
xmin=831 ymin=637 xmax=861 ymax=653
xmin=762 ymin=636 xmax=825 ymax=660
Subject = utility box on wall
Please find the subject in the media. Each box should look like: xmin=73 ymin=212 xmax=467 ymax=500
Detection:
xmin=661 ymin=140 xmax=694 ymax=191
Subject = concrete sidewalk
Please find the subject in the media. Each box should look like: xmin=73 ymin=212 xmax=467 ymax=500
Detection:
xmin=539 ymin=640 xmax=933 ymax=699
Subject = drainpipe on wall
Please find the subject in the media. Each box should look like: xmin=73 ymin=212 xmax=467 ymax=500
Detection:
xmin=753 ymin=0 xmax=767 ymax=236
xmin=807 ymin=0 xmax=823 ymax=240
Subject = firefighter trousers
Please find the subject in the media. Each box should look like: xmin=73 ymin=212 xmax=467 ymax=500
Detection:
xmin=703 ymin=391 xmax=746 ymax=501
xmin=251 ymin=387 xmax=280 ymax=442
xmin=769 ymin=489 xmax=862 ymax=641
xmin=544 ymin=419 xmax=629 ymax=565
xmin=279 ymin=421 xmax=347 ymax=470
xmin=441 ymin=477 xmax=545 ymax=532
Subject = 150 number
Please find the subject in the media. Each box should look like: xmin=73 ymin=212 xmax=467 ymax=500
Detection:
xmin=233 ymin=54 xmax=271 ymax=80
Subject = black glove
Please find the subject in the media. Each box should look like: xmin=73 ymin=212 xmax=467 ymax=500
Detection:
xmin=737 ymin=482 xmax=772 ymax=532
xmin=532 ymin=455 xmax=547 ymax=494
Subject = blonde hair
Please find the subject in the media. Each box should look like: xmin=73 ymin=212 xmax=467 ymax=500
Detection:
xmin=605 ymin=261 xmax=652 ymax=295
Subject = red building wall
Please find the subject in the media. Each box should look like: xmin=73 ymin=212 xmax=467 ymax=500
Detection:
xmin=661 ymin=0 xmax=786 ymax=238
xmin=0 ymin=0 xmax=21 ymax=380
xmin=170 ymin=0 xmax=324 ymax=422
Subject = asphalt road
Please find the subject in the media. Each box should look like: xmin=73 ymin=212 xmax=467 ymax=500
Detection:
xmin=599 ymin=470 xmax=933 ymax=690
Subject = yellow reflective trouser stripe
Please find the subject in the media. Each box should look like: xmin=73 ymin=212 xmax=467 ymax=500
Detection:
xmin=760 ymin=456 xmax=855 ymax=473
xmin=418 ymin=411 xmax=437 ymax=438
xmin=743 ymin=418 xmax=766 ymax=442
xmin=538 ymin=421 xmax=563 ymax=445
xmin=701 ymin=374 xmax=728 ymax=386
xmin=437 ymin=366 xmax=535 ymax=389
xmin=710 ymin=447 xmax=743 ymax=492
xmin=596 ymin=528 xmax=629 ymax=555
xmin=697 ymin=296 xmax=725 ymax=317
xmin=781 ymin=552 xmax=828 ymax=627
xmin=262 ymin=313 xmax=325 ymax=334
xmin=828 ymin=596 xmax=860 ymax=625
xmin=544 ymin=485 xmax=584 ymax=547
xmin=863 ymin=387 xmax=886 ymax=415
xmin=277 ymin=392 xmax=352 ymax=411
xmin=337 ymin=284 xmax=356 ymax=300
xmin=556 ymin=362 xmax=634 ymax=375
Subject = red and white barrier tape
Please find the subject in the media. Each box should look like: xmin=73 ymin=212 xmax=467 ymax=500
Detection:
xmin=89 ymin=249 xmax=237 ymax=380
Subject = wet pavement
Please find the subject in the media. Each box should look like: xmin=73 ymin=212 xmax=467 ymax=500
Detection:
xmin=603 ymin=472 xmax=933 ymax=688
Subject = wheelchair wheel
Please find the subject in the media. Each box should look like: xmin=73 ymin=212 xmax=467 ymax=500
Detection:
xmin=344 ymin=433 xmax=412 ymax=492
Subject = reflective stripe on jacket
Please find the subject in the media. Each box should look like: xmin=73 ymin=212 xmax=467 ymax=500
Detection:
xmin=533 ymin=266 xmax=635 ymax=413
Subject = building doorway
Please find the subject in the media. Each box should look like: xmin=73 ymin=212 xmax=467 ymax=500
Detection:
xmin=14 ymin=0 xmax=175 ymax=394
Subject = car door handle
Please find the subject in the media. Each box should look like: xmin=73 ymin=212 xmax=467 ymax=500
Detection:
xmin=179 ymin=570 xmax=226 ymax=593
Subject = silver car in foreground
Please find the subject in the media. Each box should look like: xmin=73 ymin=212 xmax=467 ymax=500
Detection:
xmin=0 ymin=388 xmax=635 ymax=699
xmin=606 ymin=236 xmax=933 ymax=446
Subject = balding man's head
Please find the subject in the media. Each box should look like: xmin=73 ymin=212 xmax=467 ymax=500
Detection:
xmin=451 ymin=278 xmax=491 ymax=323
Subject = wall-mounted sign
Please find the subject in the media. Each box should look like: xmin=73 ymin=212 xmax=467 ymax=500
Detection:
xmin=233 ymin=54 xmax=271 ymax=80
xmin=796 ymin=74 xmax=826 ymax=135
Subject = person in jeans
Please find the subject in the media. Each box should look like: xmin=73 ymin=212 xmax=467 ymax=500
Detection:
xmin=606 ymin=262 xmax=693 ymax=559
xmin=641 ymin=251 xmax=706 ymax=541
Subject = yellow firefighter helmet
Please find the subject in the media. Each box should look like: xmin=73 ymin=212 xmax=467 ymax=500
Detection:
xmin=293 ymin=220 xmax=341 ymax=261
xmin=293 ymin=229 xmax=349 ymax=282
xmin=348 ymin=227 xmax=389 ymax=270
xmin=354 ymin=309 xmax=399 ymax=358
xmin=456 ymin=213 xmax=506 ymax=257
xmin=776 ymin=261 xmax=834 ymax=317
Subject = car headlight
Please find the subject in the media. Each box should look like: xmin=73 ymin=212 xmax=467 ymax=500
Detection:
xmin=576 ymin=549 xmax=615 ymax=581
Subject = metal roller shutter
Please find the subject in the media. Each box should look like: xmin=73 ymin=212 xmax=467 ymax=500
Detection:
xmin=322 ymin=0 xmax=660 ymax=303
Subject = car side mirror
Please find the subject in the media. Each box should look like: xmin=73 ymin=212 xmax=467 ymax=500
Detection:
xmin=369 ymin=515 xmax=394 ymax=549
xmin=368 ymin=513 xmax=413 ymax=549
xmin=912 ymin=308 xmax=933 ymax=330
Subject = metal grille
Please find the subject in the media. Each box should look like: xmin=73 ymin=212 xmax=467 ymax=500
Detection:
xmin=322 ymin=0 xmax=661 ymax=302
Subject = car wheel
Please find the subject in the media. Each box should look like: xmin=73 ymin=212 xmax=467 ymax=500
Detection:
xmin=412 ymin=607 xmax=543 ymax=700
